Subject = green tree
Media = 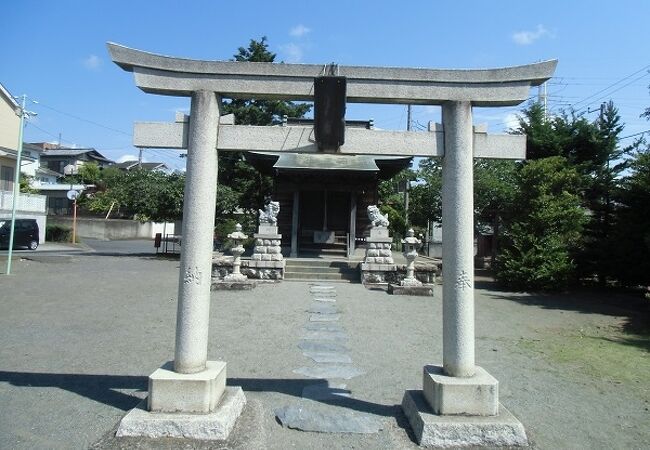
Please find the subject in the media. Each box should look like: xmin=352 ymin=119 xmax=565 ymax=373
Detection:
xmin=474 ymin=159 xmax=518 ymax=260
xmin=611 ymin=148 xmax=650 ymax=286
xmin=61 ymin=162 xmax=102 ymax=185
xmin=576 ymin=101 xmax=629 ymax=284
xmin=496 ymin=157 xmax=587 ymax=290
xmin=219 ymin=37 xmax=311 ymax=216
xmin=19 ymin=174 xmax=38 ymax=194
xmin=378 ymin=168 xmax=417 ymax=239
xmin=409 ymin=158 xmax=442 ymax=229
xmin=84 ymin=169 xmax=185 ymax=222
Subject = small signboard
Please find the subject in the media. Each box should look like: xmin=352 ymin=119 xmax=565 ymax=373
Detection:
xmin=67 ymin=189 xmax=80 ymax=201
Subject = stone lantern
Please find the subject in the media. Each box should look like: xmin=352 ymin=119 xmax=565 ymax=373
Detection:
xmin=401 ymin=228 xmax=422 ymax=286
xmin=388 ymin=228 xmax=433 ymax=296
xmin=224 ymin=223 xmax=248 ymax=283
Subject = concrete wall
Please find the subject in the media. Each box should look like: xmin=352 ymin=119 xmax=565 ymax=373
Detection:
xmin=47 ymin=217 xmax=175 ymax=241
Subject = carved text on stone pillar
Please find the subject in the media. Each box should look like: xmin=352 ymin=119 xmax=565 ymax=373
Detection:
xmin=455 ymin=270 xmax=472 ymax=291
xmin=184 ymin=266 xmax=203 ymax=285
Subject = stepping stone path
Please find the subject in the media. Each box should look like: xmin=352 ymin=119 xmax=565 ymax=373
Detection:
xmin=275 ymin=283 xmax=383 ymax=434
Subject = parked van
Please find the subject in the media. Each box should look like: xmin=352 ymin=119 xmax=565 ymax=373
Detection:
xmin=0 ymin=218 xmax=39 ymax=250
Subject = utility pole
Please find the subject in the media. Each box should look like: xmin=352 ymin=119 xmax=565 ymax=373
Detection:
xmin=538 ymin=82 xmax=547 ymax=119
xmin=407 ymin=104 xmax=412 ymax=131
xmin=404 ymin=104 xmax=412 ymax=227
xmin=5 ymin=95 xmax=33 ymax=275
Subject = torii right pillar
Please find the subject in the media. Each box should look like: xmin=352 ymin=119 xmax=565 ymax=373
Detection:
xmin=401 ymin=102 xmax=529 ymax=447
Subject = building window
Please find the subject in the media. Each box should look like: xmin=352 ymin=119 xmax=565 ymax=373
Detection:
xmin=1 ymin=165 xmax=15 ymax=191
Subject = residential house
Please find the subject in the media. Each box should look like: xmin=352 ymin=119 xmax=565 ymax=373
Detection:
xmin=114 ymin=160 xmax=170 ymax=173
xmin=36 ymin=144 xmax=113 ymax=175
xmin=0 ymin=83 xmax=47 ymax=242
xmin=0 ymin=82 xmax=20 ymax=192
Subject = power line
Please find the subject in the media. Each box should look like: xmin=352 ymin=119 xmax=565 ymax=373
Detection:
xmin=619 ymin=128 xmax=650 ymax=140
xmin=570 ymin=64 xmax=650 ymax=111
xmin=33 ymin=100 xmax=132 ymax=137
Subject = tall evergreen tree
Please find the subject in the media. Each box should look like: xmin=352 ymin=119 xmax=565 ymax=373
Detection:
xmin=575 ymin=101 xmax=630 ymax=284
xmin=611 ymin=148 xmax=650 ymax=286
xmin=218 ymin=37 xmax=310 ymax=218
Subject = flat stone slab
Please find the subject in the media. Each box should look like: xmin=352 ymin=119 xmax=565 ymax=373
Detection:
xmin=307 ymin=304 xmax=339 ymax=314
xmin=388 ymin=284 xmax=434 ymax=296
xmin=116 ymin=387 xmax=246 ymax=440
xmin=302 ymin=383 xmax=351 ymax=400
xmin=401 ymin=390 xmax=528 ymax=448
xmin=309 ymin=313 xmax=341 ymax=322
xmin=275 ymin=401 xmax=382 ymax=434
xmin=310 ymin=284 xmax=335 ymax=290
xmin=313 ymin=297 xmax=337 ymax=303
xmin=302 ymin=351 xmax=353 ymax=364
xmin=293 ymin=365 xmax=365 ymax=380
xmin=299 ymin=340 xmax=348 ymax=353
xmin=211 ymin=281 xmax=256 ymax=291
xmin=302 ymin=330 xmax=348 ymax=341
xmin=310 ymin=287 xmax=336 ymax=293
xmin=304 ymin=322 xmax=344 ymax=332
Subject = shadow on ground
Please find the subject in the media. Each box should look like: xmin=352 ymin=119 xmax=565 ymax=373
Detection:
xmin=475 ymin=272 xmax=650 ymax=351
xmin=0 ymin=370 xmax=402 ymax=418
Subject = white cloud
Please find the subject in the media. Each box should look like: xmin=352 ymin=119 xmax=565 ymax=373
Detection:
xmin=116 ymin=154 xmax=144 ymax=163
xmin=289 ymin=24 xmax=311 ymax=38
xmin=83 ymin=54 xmax=102 ymax=70
xmin=512 ymin=24 xmax=548 ymax=45
xmin=280 ymin=43 xmax=304 ymax=63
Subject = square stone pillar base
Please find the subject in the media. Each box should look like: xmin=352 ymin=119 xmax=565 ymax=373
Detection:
xmin=401 ymin=390 xmax=527 ymax=448
xmin=117 ymin=387 xmax=246 ymax=440
xmin=115 ymin=361 xmax=246 ymax=440
xmin=149 ymin=361 xmax=227 ymax=413
xmin=423 ymin=365 xmax=498 ymax=416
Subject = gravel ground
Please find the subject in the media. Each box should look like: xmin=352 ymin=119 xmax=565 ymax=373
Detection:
xmin=0 ymin=253 xmax=647 ymax=449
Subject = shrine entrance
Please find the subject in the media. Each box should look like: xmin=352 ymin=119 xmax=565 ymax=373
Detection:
xmin=244 ymin=147 xmax=411 ymax=258
xmin=108 ymin=41 xmax=557 ymax=446
xmin=299 ymin=189 xmax=349 ymax=256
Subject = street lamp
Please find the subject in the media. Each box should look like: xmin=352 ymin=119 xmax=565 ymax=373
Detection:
xmin=5 ymin=95 xmax=37 ymax=275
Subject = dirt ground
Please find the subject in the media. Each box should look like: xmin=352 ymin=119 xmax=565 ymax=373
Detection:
xmin=0 ymin=251 xmax=648 ymax=449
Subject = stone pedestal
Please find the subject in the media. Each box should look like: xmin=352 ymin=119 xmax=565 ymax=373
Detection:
xmin=360 ymin=227 xmax=396 ymax=286
xmin=388 ymin=284 xmax=434 ymax=296
xmin=148 ymin=361 xmax=227 ymax=413
xmin=252 ymin=227 xmax=283 ymax=262
xmin=401 ymin=390 xmax=527 ymax=448
xmin=247 ymin=225 xmax=285 ymax=280
xmin=116 ymin=360 xmax=247 ymax=440
xmin=117 ymin=387 xmax=246 ymax=440
xmin=422 ymin=365 xmax=497 ymax=416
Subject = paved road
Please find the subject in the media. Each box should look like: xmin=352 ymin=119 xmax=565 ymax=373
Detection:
xmin=82 ymin=239 xmax=158 ymax=256
xmin=1 ymin=239 xmax=156 ymax=256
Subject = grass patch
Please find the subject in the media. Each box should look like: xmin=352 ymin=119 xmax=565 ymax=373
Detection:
xmin=516 ymin=324 xmax=649 ymax=388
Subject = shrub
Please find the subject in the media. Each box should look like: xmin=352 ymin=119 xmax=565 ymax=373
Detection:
xmin=46 ymin=225 xmax=73 ymax=242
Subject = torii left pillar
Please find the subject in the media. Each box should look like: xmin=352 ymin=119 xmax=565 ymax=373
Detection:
xmin=116 ymin=91 xmax=246 ymax=440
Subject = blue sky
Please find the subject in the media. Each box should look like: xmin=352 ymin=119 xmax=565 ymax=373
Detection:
xmin=2 ymin=1 xmax=649 ymax=171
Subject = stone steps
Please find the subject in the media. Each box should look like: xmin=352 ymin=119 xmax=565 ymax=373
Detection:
xmin=285 ymin=259 xmax=360 ymax=283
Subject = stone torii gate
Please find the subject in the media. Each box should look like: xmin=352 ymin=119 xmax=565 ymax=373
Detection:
xmin=108 ymin=42 xmax=556 ymax=446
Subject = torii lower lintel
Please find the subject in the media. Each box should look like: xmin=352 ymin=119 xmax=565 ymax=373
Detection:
xmin=133 ymin=121 xmax=526 ymax=159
